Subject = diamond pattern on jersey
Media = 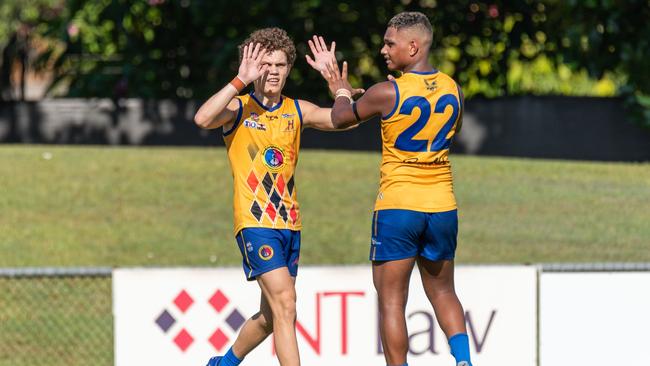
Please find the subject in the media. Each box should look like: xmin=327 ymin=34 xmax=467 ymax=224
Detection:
xmin=265 ymin=203 xmax=277 ymax=221
xmin=244 ymin=165 xmax=298 ymax=226
xmin=289 ymin=205 xmax=298 ymax=223
xmin=276 ymin=174 xmax=285 ymax=196
xmin=247 ymin=171 xmax=259 ymax=192
xmin=247 ymin=144 xmax=259 ymax=161
xmin=269 ymin=190 xmax=282 ymax=209
xmin=287 ymin=176 xmax=295 ymax=196
xmin=262 ymin=173 xmax=273 ymax=195
xmin=278 ymin=204 xmax=288 ymax=223
xmin=250 ymin=201 xmax=263 ymax=221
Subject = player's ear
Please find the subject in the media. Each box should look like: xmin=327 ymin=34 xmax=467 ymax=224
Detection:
xmin=409 ymin=40 xmax=418 ymax=57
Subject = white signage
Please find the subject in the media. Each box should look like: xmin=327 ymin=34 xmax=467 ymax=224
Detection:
xmin=540 ymin=272 xmax=650 ymax=366
xmin=113 ymin=265 xmax=537 ymax=366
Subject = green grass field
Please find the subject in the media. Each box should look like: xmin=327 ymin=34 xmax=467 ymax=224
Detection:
xmin=1 ymin=145 xmax=649 ymax=366
xmin=1 ymin=144 xmax=649 ymax=267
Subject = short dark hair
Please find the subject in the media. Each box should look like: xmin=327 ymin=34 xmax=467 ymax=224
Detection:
xmin=387 ymin=11 xmax=433 ymax=45
xmin=239 ymin=27 xmax=297 ymax=66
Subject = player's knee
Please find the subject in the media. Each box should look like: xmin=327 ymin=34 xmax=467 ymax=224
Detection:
xmin=376 ymin=287 xmax=409 ymax=309
xmin=268 ymin=290 xmax=296 ymax=322
xmin=428 ymin=282 xmax=457 ymax=298
xmin=378 ymin=296 xmax=407 ymax=313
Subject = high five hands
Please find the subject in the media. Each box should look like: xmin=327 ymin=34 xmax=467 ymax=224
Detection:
xmin=306 ymin=35 xmax=365 ymax=99
xmin=305 ymin=35 xmax=336 ymax=74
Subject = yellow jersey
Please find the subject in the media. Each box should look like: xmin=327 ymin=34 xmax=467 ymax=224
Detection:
xmin=224 ymin=92 xmax=302 ymax=234
xmin=375 ymin=70 xmax=463 ymax=213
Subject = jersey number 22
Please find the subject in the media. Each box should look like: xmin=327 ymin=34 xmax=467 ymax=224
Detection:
xmin=394 ymin=94 xmax=459 ymax=153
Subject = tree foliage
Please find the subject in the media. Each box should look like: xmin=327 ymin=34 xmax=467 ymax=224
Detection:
xmin=0 ymin=0 xmax=63 ymax=99
xmin=2 ymin=0 xmax=649 ymax=125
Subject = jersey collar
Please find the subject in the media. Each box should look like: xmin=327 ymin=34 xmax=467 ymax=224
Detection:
xmin=407 ymin=69 xmax=439 ymax=75
xmin=250 ymin=91 xmax=284 ymax=112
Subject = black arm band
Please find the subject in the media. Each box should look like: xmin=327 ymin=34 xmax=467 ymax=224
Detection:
xmin=352 ymin=102 xmax=361 ymax=122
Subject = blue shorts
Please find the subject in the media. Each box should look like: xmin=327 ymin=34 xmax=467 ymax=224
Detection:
xmin=370 ymin=209 xmax=458 ymax=261
xmin=236 ymin=228 xmax=301 ymax=281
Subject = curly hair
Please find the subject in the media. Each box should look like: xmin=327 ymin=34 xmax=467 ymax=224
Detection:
xmin=238 ymin=27 xmax=297 ymax=66
xmin=387 ymin=11 xmax=433 ymax=44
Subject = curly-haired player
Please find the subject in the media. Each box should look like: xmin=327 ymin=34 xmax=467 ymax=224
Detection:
xmin=310 ymin=12 xmax=473 ymax=366
xmin=194 ymin=28 xmax=360 ymax=366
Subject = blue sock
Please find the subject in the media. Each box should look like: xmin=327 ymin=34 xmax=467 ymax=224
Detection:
xmin=448 ymin=333 xmax=472 ymax=366
xmin=387 ymin=364 xmax=408 ymax=366
xmin=220 ymin=347 xmax=242 ymax=366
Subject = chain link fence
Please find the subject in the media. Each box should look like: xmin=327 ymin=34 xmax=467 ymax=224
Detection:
xmin=0 ymin=268 xmax=113 ymax=366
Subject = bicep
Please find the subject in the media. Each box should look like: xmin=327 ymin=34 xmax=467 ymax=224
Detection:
xmin=200 ymin=98 xmax=241 ymax=130
xmin=352 ymin=81 xmax=396 ymax=122
xmin=300 ymin=100 xmax=337 ymax=131
xmin=214 ymin=98 xmax=241 ymax=129
xmin=308 ymin=109 xmax=339 ymax=130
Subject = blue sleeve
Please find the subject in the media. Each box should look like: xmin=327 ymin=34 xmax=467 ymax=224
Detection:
xmin=294 ymin=99 xmax=303 ymax=130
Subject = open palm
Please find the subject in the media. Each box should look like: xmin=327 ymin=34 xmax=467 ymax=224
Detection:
xmin=305 ymin=35 xmax=336 ymax=72
xmin=238 ymin=43 xmax=268 ymax=85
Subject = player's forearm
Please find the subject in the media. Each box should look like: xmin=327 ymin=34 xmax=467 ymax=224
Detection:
xmin=331 ymin=96 xmax=358 ymax=128
xmin=193 ymin=83 xmax=239 ymax=129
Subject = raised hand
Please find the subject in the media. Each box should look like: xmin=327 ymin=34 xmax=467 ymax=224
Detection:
xmin=305 ymin=35 xmax=336 ymax=73
xmin=237 ymin=43 xmax=269 ymax=85
xmin=321 ymin=60 xmax=365 ymax=98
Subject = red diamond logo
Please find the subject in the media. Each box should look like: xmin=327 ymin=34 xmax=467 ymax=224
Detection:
xmin=209 ymin=328 xmax=229 ymax=352
xmin=290 ymin=206 xmax=298 ymax=222
xmin=276 ymin=175 xmax=285 ymax=196
xmin=247 ymin=171 xmax=259 ymax=192
xmin=209 ymin=289 xmax=229 ymax=313
xmin=265 ymin=203 xmax=277 ymax=221
xmin=173 ymin=329 xmax=194 ymax=352
xmin=173 ymin=290 xmax=194 ymax=313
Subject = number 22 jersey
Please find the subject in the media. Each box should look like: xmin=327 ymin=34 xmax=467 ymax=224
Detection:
xmin=375 ymin=70 xmax=463 ymax=213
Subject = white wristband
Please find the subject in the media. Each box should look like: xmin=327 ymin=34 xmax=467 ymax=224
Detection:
xmin=335 ymin=88 xmax=353 ymax=103
xmin=335 ymin=88 xmax=352 ymax=97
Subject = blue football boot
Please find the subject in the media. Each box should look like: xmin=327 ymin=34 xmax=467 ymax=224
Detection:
xmin=205 ymin=356 xmax=223 ymax=366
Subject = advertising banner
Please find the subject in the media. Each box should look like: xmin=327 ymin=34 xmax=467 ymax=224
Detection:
xmin=114 ymin=265 xmax=537 ymax=366
xmin=540 ymin=272 xmax=650 ymax=366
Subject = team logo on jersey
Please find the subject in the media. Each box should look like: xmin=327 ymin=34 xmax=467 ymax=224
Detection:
xmin=263 ymin=146 xmax=285 ymax=171
xmin=283 ymin=119 xmax=295 ymax=132
xmin=258 ymin=245 xmax=274 ymax=260
xmin=282 ymin=113 xmax=296 ymax=132
xmin=243 ymin=115 xmax=266 ymax=131
xmin=424 ymin=79 xmax=438 ymax=91
xmin=245 ymin=242 xmax=253 ymax=252
xmin=243 ymin=120 xmax=267 ymax=131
